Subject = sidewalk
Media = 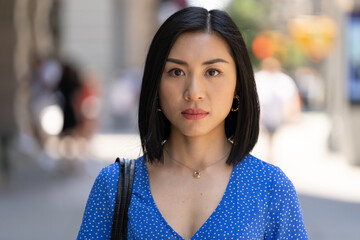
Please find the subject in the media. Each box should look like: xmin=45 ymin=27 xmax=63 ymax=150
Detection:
xmin=252 ymin=112 xmax=360 ymax=203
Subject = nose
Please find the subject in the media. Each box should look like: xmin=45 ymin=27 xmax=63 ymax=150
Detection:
xmin=183 ymin=74 xmax=205 ymax=101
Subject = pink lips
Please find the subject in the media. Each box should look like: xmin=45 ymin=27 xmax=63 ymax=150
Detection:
xmin=181 ymin=108 xmax=208 ymax=120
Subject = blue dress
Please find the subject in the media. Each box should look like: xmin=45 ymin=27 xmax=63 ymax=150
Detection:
xmin=77 ymin=155 xmax=308 ymax=239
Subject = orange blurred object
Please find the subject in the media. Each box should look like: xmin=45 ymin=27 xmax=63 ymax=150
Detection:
xmin=252 ymin=36 xmax=274 ymax=60
xmin=288 ymin=15 xmax=337 ymax=62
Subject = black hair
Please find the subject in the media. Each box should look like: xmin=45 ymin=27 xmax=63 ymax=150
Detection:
xmin=138 ymin=7 xmax=259 ymax=165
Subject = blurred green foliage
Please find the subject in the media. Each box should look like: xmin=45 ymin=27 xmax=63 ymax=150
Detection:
xmin=227 ymin=0 xmax=270 ymax=68
xmin=227 ymin=0 xmax=309 ymax=70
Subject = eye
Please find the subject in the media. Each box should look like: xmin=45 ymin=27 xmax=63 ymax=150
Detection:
xmin=206 ymin=69 xmax=221 ymax=77
xmin=168 ymin=68 xmax=185 ymax=77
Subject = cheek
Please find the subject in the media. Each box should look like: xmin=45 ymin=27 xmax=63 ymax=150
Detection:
xmin=222 ymin=93 xmax=236 ymax=110
xmin=159 ymin=81 xmax=176 ymax=109
xmin=158 ymin=86 xmax=178 ymax=123
xmin=216 ymin=75 xmax=237 ymax=93
xmin=217 ymin=78 xmax=237 ymax=109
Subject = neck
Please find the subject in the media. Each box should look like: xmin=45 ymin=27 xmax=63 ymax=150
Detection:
xmin=164 ymin=129 xmax=232 ymax=170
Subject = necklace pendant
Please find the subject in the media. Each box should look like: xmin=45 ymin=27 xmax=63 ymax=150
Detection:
xmin=193 ymin=171 xmax=201 ymax=179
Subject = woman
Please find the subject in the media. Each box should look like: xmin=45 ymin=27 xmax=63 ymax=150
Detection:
xmin=78 ymin=7 xmax=308 ymax=239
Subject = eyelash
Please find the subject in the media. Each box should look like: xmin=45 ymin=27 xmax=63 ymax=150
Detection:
xmin=167 ymin=68 xmax=184 ymax=77
xmin=206 ymin=69 xmax=222 ymax=77
xmin=167 ymin=68 xmax=222 ymax=77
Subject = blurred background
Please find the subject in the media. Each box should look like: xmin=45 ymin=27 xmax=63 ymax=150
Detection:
xmin=0 ymin=0 xmax=360 ymax=239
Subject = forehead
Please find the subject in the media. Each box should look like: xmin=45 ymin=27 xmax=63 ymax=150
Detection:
xmin=168 ymin=32 xmax=233 ymax=61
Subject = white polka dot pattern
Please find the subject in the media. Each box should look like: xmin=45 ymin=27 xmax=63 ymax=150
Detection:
xmin=77 ymin=155 xmax=308 ymax=239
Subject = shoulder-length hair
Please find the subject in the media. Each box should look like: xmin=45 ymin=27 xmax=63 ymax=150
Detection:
xmin=138 ymin=7 xmax=259 ymax=165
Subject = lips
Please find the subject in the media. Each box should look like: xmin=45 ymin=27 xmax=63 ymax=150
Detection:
xmin=181 ymin=108 xmax=208 ymax=120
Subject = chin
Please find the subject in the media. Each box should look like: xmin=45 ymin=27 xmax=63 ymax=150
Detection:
xmin=174 ymin=126 xmax=206 ymax=138
xmin=182 ymin=131 xmax=205 ymax=138
xmin=181 ymin=126 xmax=218 ymax=138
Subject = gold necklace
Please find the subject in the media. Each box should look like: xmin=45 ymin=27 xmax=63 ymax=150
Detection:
xmin=164 ymin=149 xmax=230 ymax=179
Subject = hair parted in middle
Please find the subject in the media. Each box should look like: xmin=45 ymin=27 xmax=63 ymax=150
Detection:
xmin=138 ymin=6 xmax=260 ymax=165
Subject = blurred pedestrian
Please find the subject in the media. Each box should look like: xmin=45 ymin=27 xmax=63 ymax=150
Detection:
xmin=255 ymin=57 xmax=301 ymax=163
xmin=57 ymin=62 xmax=83 ymax=136
xmin=27 ymin=56 xmax=62 ymax=150
xmin=75 ymin=68 xmax=101 ymax=139
xmin=295 ymin=66 xmax=325 ymax=111
xmin=78 ymin=7 xmax=307 ymax=239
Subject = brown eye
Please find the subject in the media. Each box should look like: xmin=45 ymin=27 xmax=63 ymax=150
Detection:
xmin=206 ymin=69 xmax=221 ymax=77
xmin=168 ymin=68 xmax=185 ymax=77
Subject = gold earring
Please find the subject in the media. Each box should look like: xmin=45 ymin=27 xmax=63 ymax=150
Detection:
xmin=157 ymin=108 xmax=162 ymax=112
xmin=231 ymin=95 xmax=240 ymax=112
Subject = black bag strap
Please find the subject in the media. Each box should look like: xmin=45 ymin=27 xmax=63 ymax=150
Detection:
xmin=111 ymin=158 xmax=136 ymax=240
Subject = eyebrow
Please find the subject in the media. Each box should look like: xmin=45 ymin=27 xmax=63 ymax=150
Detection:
xmin=166 ymin=58 xmax=188 ymax=66
xmin=202 ymin=58 xmax=229 ymax=65
xmin=166 ymin=58 xmax=229 ymax=66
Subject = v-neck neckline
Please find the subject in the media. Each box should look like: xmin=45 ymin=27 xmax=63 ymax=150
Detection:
xmin=142 ymin=158 xmax=236 ymax=240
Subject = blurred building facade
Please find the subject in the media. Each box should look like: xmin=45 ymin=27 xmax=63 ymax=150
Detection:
xmin=0 ymin=1 xmax=16 ymax=178
xmin=60 ymin=0 xmax=159 ymax=131
xmin=289 ymin=0 xmax=360 ymax=166
xmin=0 ymin=0 xmax=160 ymax=177
xmin=325 ymin=0 xmax=360 ymax=165
xmin=274 ymin=0 xmax=360 ymax=165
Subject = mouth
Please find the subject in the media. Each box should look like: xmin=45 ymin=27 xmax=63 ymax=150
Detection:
xmin=181 ymin=108 xmax=208 ymax=120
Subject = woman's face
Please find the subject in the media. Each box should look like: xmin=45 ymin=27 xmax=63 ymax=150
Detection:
xmin=159 ymin=32 xmax=237 ymax=138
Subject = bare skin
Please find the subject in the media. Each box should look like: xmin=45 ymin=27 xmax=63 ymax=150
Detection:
xmin=147 ymin=32 xmax=237 ymax=239
xmin=147 ymin=153 xmax=233 ymax=239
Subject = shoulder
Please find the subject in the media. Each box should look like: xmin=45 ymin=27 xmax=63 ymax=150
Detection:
xmin=255 ymin=70 xmax=266 ymax=78
xmin=277 ymin=72 xmax=297 ymax=89
xmin=236 ymin=155 xmax=294 ymax=190
xmin=238 ymin=155 xmax=285 ymax=177
xmin=238 ymin=155 xmax=302 ymax=209
xmin=96 ymin=162 xmax=119 ymax=184
xmin=96 ymin=156 xmax=143 ymax=185
xmin=254 ymin=71 xmax=268 ymax=84
xmin=243 ymin=155 xmax=308 ymax=237
xmin=240 ymin=156 xmax=300 ymax=205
